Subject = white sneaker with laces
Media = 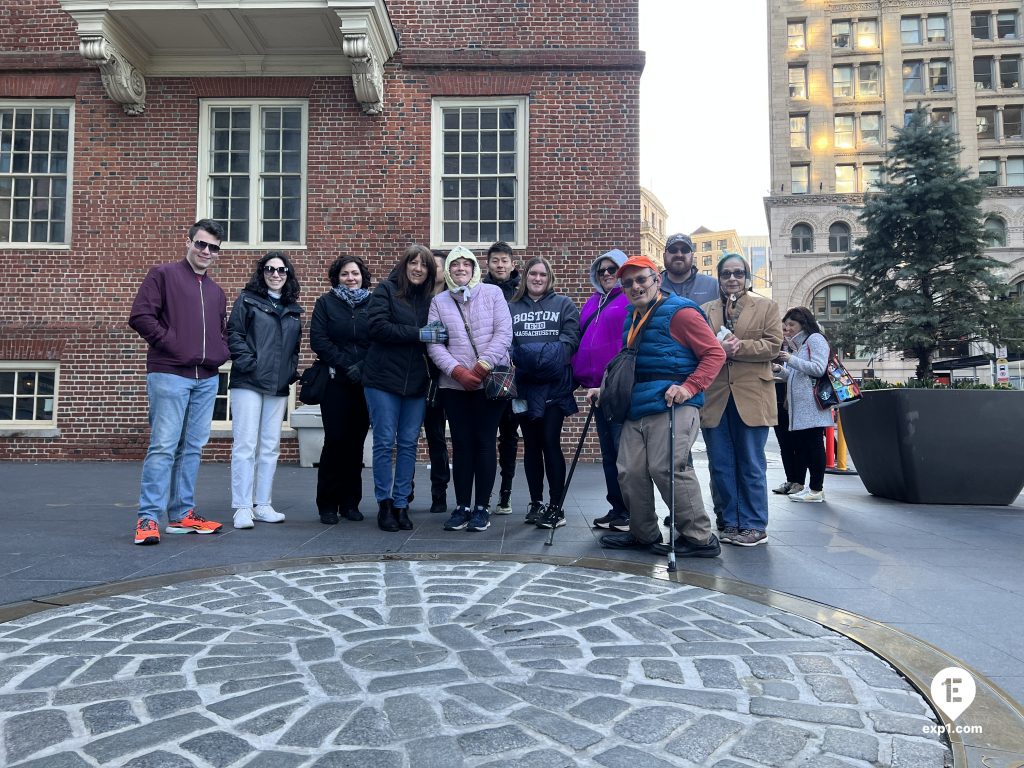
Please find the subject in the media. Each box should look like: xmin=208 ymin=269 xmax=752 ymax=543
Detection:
xmin=789 ymin=488 xmax=825 ymax=503
xmin=253 ymin=504 xmax=286 ymax=523
xmin=233 ymin=508 xmax=255 ymax=529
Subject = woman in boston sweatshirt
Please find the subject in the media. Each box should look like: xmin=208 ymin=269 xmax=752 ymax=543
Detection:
xmin=508 ymin=256 xmax=581 ymax=530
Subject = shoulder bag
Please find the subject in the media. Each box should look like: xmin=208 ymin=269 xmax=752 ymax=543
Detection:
xmin=451 ymin=297 xmax=517 ymax=400
xmin=812 ymin=345 xmax=862 ymax=410
xmin=298 ymin=359 xmax=331 ymax=405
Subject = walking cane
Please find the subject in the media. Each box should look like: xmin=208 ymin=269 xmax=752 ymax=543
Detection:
xmin=545 ymin=400 xmax=596 ymax=547
xmin=666 ymin=403 xmax=678 ymax=573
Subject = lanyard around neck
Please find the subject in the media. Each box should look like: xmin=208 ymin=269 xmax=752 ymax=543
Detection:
xmin=626 ymin=294 xmax=662 ymax=348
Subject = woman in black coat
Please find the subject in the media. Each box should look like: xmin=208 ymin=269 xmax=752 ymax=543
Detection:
xmin=309 ymin=255 xmax=372 ymax=525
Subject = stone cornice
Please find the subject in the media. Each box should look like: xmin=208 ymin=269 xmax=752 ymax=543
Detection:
xmin=764 ymin=194 xmax=867 ymax=207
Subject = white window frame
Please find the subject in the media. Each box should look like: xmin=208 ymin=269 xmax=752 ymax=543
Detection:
xmin=901 ymin=17 xmax=921 ymax=45
xmin=210 ymin=362 xmax=296 ymax=435
xmin=196 ymin=99 xmax=308 ymax=250
xmin=790 ymin=114 xmax=808 ymax=148
xmin=430 ymin=96 xmax=529 ymax=250
xmin=0 ymin=361 xmax=59 ymax=431
xmin=0 ymin=101 xmax=74 ymax=249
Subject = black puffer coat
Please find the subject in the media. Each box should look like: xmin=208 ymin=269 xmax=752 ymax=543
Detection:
xmin=227 ymin=289 xmax=303 ymax=397
xmin=362 ymin=278 xmax=432 ymax=397
xmin=309 ymin=290 xmax=370 ymax=379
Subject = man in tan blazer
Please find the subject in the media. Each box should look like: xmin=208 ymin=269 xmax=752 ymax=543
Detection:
xmin=701 ymin=253 xmax=783 ymax=547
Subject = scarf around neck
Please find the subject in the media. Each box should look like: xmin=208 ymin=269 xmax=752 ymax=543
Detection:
xmin=333 ymin=285 xmax=370 ymax=307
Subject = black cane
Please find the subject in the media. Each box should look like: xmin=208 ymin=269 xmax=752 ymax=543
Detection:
xmin=545 ymin=401 xmax=596 ymax=546
xmin=667 ymin=403 xmax=677 ymax=572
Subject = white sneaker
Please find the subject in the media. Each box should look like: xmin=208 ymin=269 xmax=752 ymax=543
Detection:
xmin=253 ymin=504 xmax=286 ymax=523
xmin=233 ymin=508 xmax=254 ymax=529
xmin=789 ymin=488 xmax=824 ymax=503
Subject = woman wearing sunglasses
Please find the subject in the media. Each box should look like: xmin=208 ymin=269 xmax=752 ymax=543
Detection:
xmin=700 ymin=252 xmax=783 ymax=548
xmin=227 ymin=252 xmax=303 ymax=529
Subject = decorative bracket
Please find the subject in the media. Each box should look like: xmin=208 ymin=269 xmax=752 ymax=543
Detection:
xmin=342 ymin=33 xmax=383 ymax=115
xmin=79 ymin=35 xmax=146 ymax=115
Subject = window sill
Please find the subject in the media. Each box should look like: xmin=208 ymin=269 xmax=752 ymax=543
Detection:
xmin=0 ymin=427 xmax=61 ymax=438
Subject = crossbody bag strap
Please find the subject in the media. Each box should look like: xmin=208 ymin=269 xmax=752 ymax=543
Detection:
xmin=450 ymin=295 xmax=480 ymax=358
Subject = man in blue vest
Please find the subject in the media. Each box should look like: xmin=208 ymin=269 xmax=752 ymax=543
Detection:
xmin=599 ymin=255 xmax=726 ymax=557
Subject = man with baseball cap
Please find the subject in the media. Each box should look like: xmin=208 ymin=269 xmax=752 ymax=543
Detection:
xmin=598 ymin=255 xmax=726 ymax=557
xmin=661 ymin=233 xmax=718 ymax=306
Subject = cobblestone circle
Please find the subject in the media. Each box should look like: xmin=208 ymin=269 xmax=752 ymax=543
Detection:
xmin=0 ymin=561 xmax=950 ymax=767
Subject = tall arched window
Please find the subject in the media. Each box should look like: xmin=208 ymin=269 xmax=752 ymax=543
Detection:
xmin=828 ymin=222 xmax=851 ymax=252
xmin=791 ymin=223 xmax=813 ymax=253
xmin=812 ymin=283 xmax=857 ymax=357
xmin=984 ymin=216 xmax=1007 ymax=247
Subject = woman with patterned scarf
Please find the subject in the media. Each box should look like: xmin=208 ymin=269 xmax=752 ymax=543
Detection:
xmin=309 ymin=255 xmax=373 ymax=526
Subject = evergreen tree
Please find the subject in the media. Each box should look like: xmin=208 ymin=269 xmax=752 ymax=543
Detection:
xmin=838 ymin=107 xmax=1022 ymax=380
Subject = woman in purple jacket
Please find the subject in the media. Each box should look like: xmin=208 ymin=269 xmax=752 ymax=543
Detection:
xmin=427 ymin=246 xmax=513 ymax=533
xmin=571 ymin=248 xmax=630 ymax=531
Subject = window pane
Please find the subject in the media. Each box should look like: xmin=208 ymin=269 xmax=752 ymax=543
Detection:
xmin=929 ymin=60 xmax=950 ymax=92
xmin=788 ymin=21 xmax=806 ymax=50
xmin=977 ymin=108 xmax=996 ymax=139
xmin=1000 ymin=57 xmax=1020 ymax=89
xmin=835 ymin=165 xmax=856 ymax=193
xmin=979 ymin=158 xmax=999 ymax=186
xmin=927 ymin=15 xmax=947 ymax=42
xmin=861 ymin=114 xmax=881 ymax=145
xmin=857 ymin=19 xmax=878 ymax=48
xmin=859 ymin=64 xmax=880 ymax=96
xmin=791 ymin=165 xmax=809 ymax=194
xmin=997 ymin=12 xmax=1018 ymax=39
xmin=975 ymin=58 xmax=994 ymax=89
xmin=790 ymin=115 xmax=807 ymax=148
xmin=789 ymin=67 xmax=807 ymax=99
xmin=1005 ymin=106 xmax=1023 ymax=139
xmin=832 ymin=20 xmax=851 ymax=49
xmin=1007 ymin=158 xmax=1024 ymax=186
xmin=833 ymin=66 xmax=853 ymax=98
xmin=834 ymin=115 xmax=854 ymax=148
xmin=901 ymin=17 xmax=920 ymax=45
xmin=903 ymin=62 xmax=923 ymax=95
xmin=972 ymin=12 xmax=991 ymax=40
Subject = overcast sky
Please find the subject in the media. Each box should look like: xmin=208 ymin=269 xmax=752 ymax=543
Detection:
xmin=639 ymin=0 xmax=771 ymax=237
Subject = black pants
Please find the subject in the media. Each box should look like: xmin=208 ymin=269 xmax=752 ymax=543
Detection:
xmin=791 ymin=427 xmax=826 ymax=492
xmin=317 ymin=375 xmax=369 ymax=513
xmin=441 ymin=388 xmax=506 ymax=508
xmin=423 ymin=398 xmax=450 ymax=499
xmin=773 ymin=419 xmax=802 ymax=484
xmin=519 ymin=407 xmax=567 ymax=505
xmin=497 ymin=401 xmax=519 ymax=494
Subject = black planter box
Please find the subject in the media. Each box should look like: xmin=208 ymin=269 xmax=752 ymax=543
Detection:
xmin=840 ymin=388 xmax=1024 ymax=505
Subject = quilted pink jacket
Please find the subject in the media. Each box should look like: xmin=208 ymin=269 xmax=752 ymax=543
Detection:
xmin=427 ymin=284 xmax=513 ymax=390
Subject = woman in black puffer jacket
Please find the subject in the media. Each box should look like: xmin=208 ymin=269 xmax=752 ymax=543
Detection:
xmin=309 ymin=255 xmax=373 ymax=525
xmin=227 ymin=252 xmax=303 ymax=530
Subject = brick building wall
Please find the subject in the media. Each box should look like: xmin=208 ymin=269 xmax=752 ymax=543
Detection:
xmin=0 ymin=0 xmax=641 ymax=463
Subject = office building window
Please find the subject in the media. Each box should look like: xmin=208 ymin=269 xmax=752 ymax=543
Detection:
xmin=977 ymin=108 xmax=997 ymax=140
xmin=861 ymin=113 xmax=881 ymax=145
xmin=835 ymin=165 xmax=856 ymax=193
xmin=972 ymin=12 xmax=991 ymax=40
xmin=857 ymin=19 xmax=879 ymax=49
xmin=903 ymin=61 xmax=924 ymax=94
xmin=859 ymin=63 xmax=881 ymax=97
xmin=0 ymin=363 xmax=58 ymax=426
xmin=829 ymin=222 xmax=851 ymax=252
xmin=901 ymin=17 xmax=921 ymax=45
xmin=832 ymin=20 xmax=851 ymax=49
xmin=863 ymin=163 xmax=883 ymax=190
xmin=788 ymin=20 xmax=806 ymax=51
xmin=813 ymin=284 xmax=856 ymax=356
xmin=931 ymin=109 xmax=953 ymax=128
xmin=0 ymin=103 xmax=72 ymax=245
xmin=975 ymin=58 xmax=994 ymax=90
xmin=927 ymin=15 xmax=948 ymax=43
xmin=717 ymin=239 xmax=727 ymax=249
xmin=834 ymin=115 xmax=855 ymax=149
xmin=1001 ymin=57 xmax=1021 ymax=89
xmin=200 ymin=100 xmax=307 ymax=246
xmin=1008 ymin=157 xmax=1024 ymax=186
xmin=833 ymin=65 xmax=854 ymax=98
xmin=1005 ymin=105 xmax=1023 ymax=139
xmin=997 ymin=11 xmax=1019 ymax=39
xmin=433 ymin=97 xmax=528 ymax=247
xmin=789 ymin=67 xmax=807 ymax=99
xmin=790 ymin=114 xmax=808 ymax=148
xmin=791 ymin=223 xmax=813 ymax=252
xmin=929 ymin=60 xmax=951 ymax=92
xmin=984 ymin=216 xmax=1007 ymax=247
xmin=979 ymin=158 xmax=999 ymax=185
xmin=701 ymin=240 xmax=713 ymax=252
xmin=791 ymin=165 xmax=809 ymax=194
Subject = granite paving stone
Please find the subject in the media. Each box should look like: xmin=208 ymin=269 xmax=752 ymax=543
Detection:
xmin=0 ymin=561 xmax=948 ymax=768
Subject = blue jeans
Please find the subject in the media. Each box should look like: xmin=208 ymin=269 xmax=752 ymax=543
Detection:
xmin=594 ymin=405 xmax=628 ymax=518
xmin=702 ymin=395 xmax=770 ymax=531
xmin=363 ymin=386 xmax=426 ymax=507
xmin=138 ymin=372 xmax=219 ymax=524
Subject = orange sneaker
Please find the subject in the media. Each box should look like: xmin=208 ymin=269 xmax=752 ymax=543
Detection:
xmin=165 ymin=509 xmax=222 ymax=535
xmin=134 ymin=518 xmax=161 ymax=545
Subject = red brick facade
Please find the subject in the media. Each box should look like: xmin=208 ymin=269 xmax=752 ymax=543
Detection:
xmin=0 ymin=0 xmax=641 ymax=462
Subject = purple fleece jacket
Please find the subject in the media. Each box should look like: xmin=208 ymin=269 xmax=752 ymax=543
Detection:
xmin=571 ymin=248 xmax=630 ymax=388
xmin=427 ymin=283 xmax=513 ymax=390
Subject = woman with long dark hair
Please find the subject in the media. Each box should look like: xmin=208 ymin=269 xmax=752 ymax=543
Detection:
xmin=362 ymin=244 xmax=441 ymax=532
xmin=775 ymin=306 xmax=833 ymax=503
xmin=227 ymin=251 xmax=303 ymax=529
xmin=309 ymin=254 xmax=373 ymax=524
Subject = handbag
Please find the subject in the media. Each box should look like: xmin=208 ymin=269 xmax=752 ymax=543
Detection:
xmin=451 ymin=298 xmax=517 ymax=400
xmin=298 ymin=359 xmax=331 ymax=405
xmin=813 ymin=347 xmax=862 ymax=410
xmin=599 ymin=346 xmax=638 ymax=424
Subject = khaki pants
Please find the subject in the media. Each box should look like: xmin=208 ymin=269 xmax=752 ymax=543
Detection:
xmin=616 ymin=406 xmax=712 ymax=546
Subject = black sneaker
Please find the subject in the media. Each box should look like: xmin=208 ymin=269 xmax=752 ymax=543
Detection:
xmin=429 ymin=495 xmax=447 ymax=515
xmin=467 ymin=505 xmax=491 ymax=532
xmin=444 ymin=506 xmax=472 ymax=531
xmin=319 ymin=510 xmax=339 ymax=525
xmin=662 ymin=515 xmax=671 ymax=527
xmin=535 ymin=505 xmax=565 ymax=529
xmin=609 ymin=517 xmax=630 ymax=532
xmin=343 ymin=507 xmax=364 ymax=522
xmin=524 ymin=501 xmax=544 ymax=525
xmin=720 ymin=526 xmax=739 ymax=543
xmin=651 ymin=533 xmax=721 ymax=558
xmin=593 ymin=511 xmax=620 ymax=529
xmin=599 ymin=532 xmax=659 ymax=550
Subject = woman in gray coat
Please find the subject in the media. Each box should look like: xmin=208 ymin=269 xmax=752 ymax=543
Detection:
xmin=775 ymin=306 xmax=833 ymax=503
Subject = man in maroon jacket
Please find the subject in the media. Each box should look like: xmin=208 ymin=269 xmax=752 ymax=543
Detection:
xmin=128 ymin=219 xmax=230 ymax=545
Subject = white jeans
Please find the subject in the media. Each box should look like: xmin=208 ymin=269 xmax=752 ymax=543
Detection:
xmin=230 ymin=388 xmax=287 ymax=509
